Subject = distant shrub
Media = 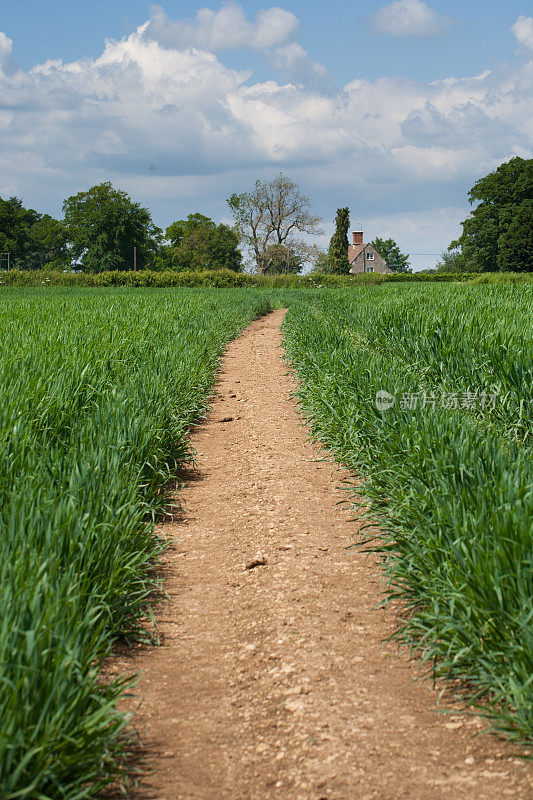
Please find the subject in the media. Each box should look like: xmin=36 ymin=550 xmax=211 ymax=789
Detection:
xmin=387 ymin=272 xmax=479 ymax=282
xmin=467 ymin=272 xmax=533 ymax=285
xmin=350 ymin=272 xmax=387 ymax=284
xmin=0 ymin=268 xmax=528 ymax=288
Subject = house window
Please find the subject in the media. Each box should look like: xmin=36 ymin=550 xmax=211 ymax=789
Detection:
xmin=365 ymin=266 xmax=374 ymax=272
xmin=366 ymin=252 xmax=374 ymax=260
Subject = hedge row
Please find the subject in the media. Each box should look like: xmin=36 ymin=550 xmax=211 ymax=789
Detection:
xmin=0 ymin=268 xmax=530 ymax=288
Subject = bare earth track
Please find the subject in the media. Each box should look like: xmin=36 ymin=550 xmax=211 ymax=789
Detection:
xmin=117 ymin=310 xmax=532 ymax=800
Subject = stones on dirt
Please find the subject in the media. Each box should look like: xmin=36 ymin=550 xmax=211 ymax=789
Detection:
xmin=285 ymin=699 xmax=305 ymax=713
xmin=280 ymin=663 xmax=296 ymax=675
xmin=286 ymin=683 xmax=310 ymax=696
xmin=245 ymin=555 xmax=267 ymax=570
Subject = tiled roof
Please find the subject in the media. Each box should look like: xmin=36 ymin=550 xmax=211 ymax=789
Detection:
xmin=348 ymin=244 xmax=365 ymax=263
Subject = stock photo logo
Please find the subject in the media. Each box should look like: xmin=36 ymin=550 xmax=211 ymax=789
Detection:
xmin=375 ymin=390 xmax=396 ymax=411
xmin=375 ymin=389 xmax=500 ymax=412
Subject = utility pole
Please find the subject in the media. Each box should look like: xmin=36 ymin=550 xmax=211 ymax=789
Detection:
xmin=133 ymin=246 xmax=137 ymax=272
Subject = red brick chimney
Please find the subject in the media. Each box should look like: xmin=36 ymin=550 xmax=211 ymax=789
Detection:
xmin=353 ymin=230 xmax=363 ymax=246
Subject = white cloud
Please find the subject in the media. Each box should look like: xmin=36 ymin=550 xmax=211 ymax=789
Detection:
xmin=269 ymin=43 xmax=334 ymax=92
xmin=0 ymin=4 xmax=531 ymax=268
xmin=374 ymin=0 xmax=451 ymax=38
xmin=0 ymin=32 xmax=12 ymax=61
xmin=142 ymin=2 xmax=299 ymax=51
xmin=0 ymin=24 xmax=529 ymax=184
xmin=364 ymin=206 xmax=467 ymax=270
xmin=0 ymin=32 xmax=17 ymax=76
xmin=511 ymin=15 xmax=533 ymax=51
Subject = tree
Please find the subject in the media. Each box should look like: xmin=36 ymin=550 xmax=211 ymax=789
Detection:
xmin=0 ymin=196 xmax=68 ymax=269
xmin=498 ymin=201 xmax=533 ymax=272
xmin=165 ymin=213 xmax=242 ymax=271
xmin=62 ymin=182 xmax=162 ymax=272
xmin=27 ymin=215 xmax=69 ymax=269
xmin=262 ymin=242 xmax=305 ymax=274
xmin=328 ymin=208 xmax=350 ymax=274
xmin=371 ymin=237 xmax=411 ymax=273
xmin=227 ymin=174 xmax=322 ymax=273
xmin=450 ymin=157 xmax=533 ymax=272
xmin=434 ymin=248 xmax=467 ymax=273
xmin=0 ymin=196 xmax=34 ymax=267
xmin=308 ymin=245 xmax=330 ymax=273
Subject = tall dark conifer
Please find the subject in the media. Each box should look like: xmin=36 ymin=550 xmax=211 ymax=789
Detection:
xmin=329 ymin=207 xmax=350 ymax=274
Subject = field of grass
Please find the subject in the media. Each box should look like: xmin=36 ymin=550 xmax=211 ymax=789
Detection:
xmin=0 ymin=288 xmax=272 ymax=799
xmin=0 ymin=282 xmax=531 ymax=798
xmin=282 ymin=283 xmax=533 ymax=744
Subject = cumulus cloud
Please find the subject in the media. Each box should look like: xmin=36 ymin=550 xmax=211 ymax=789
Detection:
xmin=373 ymin=0 xmax=451 ymax=38
xmin=0 ymin=20 xmax=529 ymax=182
xmin=269 ymin=43 xmax=334 ymax=92
xmin=0 ymin=28 xmax=257 ymax=185
xmin=401 ymin=101 xmax=517 ymax=149
xmin=0 ymin=32 xmax=12 ymax=62
xmin=0 ymin=32 xmax=17 ymax=76
xmin=141 ymin=2 xmax=298 ymax=51
xmin=0 ymin=3 xmax=531 ymax=268
xmin=511 ymin=15 xmax=533 ymax=51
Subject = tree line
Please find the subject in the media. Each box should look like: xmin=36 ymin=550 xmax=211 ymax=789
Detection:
xmin=2 ymin=158 xmax=529 ymax=274
xmin=435 ymin=156 xmax=532 ymax=273
xmin=0 ymin=174 xmax=409 ymax=274
xmin=0 ymin=183 xmax=243 ymax=273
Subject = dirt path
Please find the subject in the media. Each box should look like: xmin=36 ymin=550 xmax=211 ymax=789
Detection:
xmin=120 ymin=310 xmax=531 ymax=800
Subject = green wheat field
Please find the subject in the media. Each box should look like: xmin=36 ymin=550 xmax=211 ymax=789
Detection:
xmin=0 ymin=284 xmax=531 ymax=798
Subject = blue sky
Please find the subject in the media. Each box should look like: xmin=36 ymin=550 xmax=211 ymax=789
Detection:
xmin=2 ymin=1 xmax=529 ymax=82
xmin=1 ymin=1 xmax=532 ymax=269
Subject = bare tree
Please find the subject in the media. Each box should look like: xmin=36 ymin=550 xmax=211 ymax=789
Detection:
xmin=227 ymin=182 xmax=272 ymax=273
xmin=227 ymin=174 xmax=322 ymax=273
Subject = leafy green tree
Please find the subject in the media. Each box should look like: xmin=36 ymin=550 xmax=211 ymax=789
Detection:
xmin=151 ymin=245 xmax=174 ymax=272
xmin=450 ymin=157 xmax=532 ymax=272
xmin=165 ymin=213 xmax=242 ymax=272
xmin=498 ymin=201 xmax=533 ymax=272
xmin=27 ymin=215 xmax=69 ymax=269
xmin=0 ymin=196 xmax=68 ymax=269
xmin=62 ymin=182 xmax=162 ymax=272
xmin=166 ymin=213 xmax=213 ymax=248
xmin=371 ymin=237 xmax=411 ymax=273
xmin=434 ymin=248 xmax=467 ymax=273
xmin=262 ymin=243 xmax=304 ymax=274
xmin=0 ymin=197 xmax=33 ymax=265
xmin=308 ymin=245 xmax=330 ymax=273
xmin=328 ymin=207 xmax=350 ymax=274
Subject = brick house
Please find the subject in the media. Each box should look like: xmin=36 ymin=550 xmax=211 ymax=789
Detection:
xmin=348 ymin=230 xmax=392 ymax=274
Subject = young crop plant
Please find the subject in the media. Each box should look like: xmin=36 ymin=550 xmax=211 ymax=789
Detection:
xmin=0 ymin=287 xmax=273 ymax=799
xmin=282 ymin=282 xmax=533 ymax=747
